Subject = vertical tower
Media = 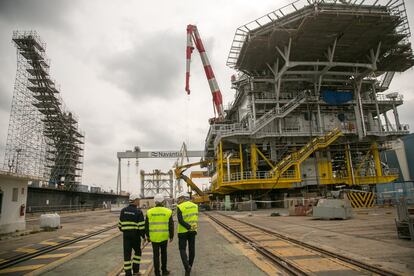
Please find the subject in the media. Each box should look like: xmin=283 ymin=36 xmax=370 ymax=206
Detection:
xmin=3 ymin=31 xmax=84 ymax=189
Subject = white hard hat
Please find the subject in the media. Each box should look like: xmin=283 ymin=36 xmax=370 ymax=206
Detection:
xmin=176 ymin=191 xmax=189 ymax=199
xmin=154 ymin=193 xmax=164 ymax=204
xmin=129 ymin=194 xmax=140 ymax=202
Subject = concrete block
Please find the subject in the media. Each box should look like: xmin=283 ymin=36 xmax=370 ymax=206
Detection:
xmin=40 ymin=213 xmax=61 ymax=228
xmin=313 ymin=199 xmax=353 ymax=219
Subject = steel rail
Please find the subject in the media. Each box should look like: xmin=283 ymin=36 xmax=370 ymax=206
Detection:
xmin=212 ymin=212 xmax=400 ymax=276
xmin=0 ymin=225 xmax=117 ymax=270
xmin=206 ymin=213 xmax=309 ymax=276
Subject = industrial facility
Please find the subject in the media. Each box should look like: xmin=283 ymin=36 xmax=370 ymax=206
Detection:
xmin=201 ymin=0 xmax=413 ymax=197
xmin=0 ymin=1 xmax=413 ymax=276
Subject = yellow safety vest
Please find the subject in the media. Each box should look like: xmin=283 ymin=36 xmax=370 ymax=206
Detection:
xmin=177 ymin=201 xmax=199 ymax=233
xmin=147 ymin=206 xmax=172 ymax=242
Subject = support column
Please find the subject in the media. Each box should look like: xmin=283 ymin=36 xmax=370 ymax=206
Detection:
xmin=371 ymin=142 xmax=383 ymax=177
xmin=345 ymin=144 xmax=355 ymax=185
xmin=251 ymin=93 xmax=256 ymax=126
xmin=219 ymin=141 xmax=224 ymax=184
xmin=372 ymin=83 xmax=382 ymax=132
xmin=354 ymin=80 xmax=366 ymax=139
xmin=250 ymin=144 xmax=257 ymax=178
xmin=270 ymin=140 xmax=277 ymax=162
xmin=383 ymin=112 xmax=391 ymax=131
xmin=239 ymin=144 xmax=244 ymax=180
xmin=317 ymin=104 xmax=322 ymax=133
xmin=140 ymin=170 xmax=145 ymax=198
xmin=117 ymin=158 xmax=121 ymax=195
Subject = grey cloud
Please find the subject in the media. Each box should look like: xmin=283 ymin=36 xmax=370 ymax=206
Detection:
xmin=84 ymin=122 xmax=116 ymax=147
xmin=0 ymin=0 xmax=75 ymax=29
xmin=101 ymin=31 xmax=185 ymax=100
xmin=125 ymin=117 xmax=181 ymax=150
xmin=87 ymin=151 xmax=117 ymax=169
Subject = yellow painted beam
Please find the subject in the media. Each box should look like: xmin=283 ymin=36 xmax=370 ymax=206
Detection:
xmin=345 ymin=144 xmax=353 ymax=185
xmin=239 ymin=144 xmax=244 ymax=180
xmin=0 ymin=265 xmax=45 ymax=274
xmin=250 ymin=144 xmax=257 ymax=177
xmin=33 ymin=253 xmax=70 ymax=259
xmin=371 ymin=142 xmax=383 ymax=177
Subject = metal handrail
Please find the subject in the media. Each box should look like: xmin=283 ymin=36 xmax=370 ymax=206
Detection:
xmin=226 ymin=0 xmax=411 ymax=68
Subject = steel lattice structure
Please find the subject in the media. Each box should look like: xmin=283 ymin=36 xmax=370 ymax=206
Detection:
xmin=3 ymin=31 xmax=84 ymax=189
xmin=140 ymin=169 xmax=174 ymax=198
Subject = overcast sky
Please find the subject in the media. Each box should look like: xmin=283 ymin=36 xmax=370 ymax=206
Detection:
xmin=1 ymin=0 xmax=414 ymax=195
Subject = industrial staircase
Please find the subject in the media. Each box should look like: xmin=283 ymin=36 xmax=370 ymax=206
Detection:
xmin=380 ymin=71 xmax=395 ymax=90
xmin=253 ymin=91 xmax=307 ymax=134
xmin=270 ymin=127 xmax=342 ymax=177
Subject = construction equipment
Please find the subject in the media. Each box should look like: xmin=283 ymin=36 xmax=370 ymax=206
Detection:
xmin=174 ymin=160 xmax=212 ymax=204
xmin=185 ymin=24 xmax=225 ymax=123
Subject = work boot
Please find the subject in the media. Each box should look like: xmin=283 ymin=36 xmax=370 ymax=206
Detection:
xmin=162 ymin=270 xmax=170 ymax=275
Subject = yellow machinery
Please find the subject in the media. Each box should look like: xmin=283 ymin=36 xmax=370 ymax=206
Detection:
xmin=210 ymin=128 xmax=398 ymax=194
xmin=174 ymin=161 xmax=212 ymax=204
xmin=175 ymin=128 xmax=398 ymax=196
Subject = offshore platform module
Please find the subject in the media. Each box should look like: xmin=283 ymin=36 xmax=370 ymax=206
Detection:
xmin=187 ymin=0 xmax=414 ymax=196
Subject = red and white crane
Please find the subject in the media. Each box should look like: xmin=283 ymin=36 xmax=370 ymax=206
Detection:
xmin=185 ymin=24 xmax=225 ymax=122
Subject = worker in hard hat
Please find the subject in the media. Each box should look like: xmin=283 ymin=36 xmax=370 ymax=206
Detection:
xmin=145 ymin=193 xmax=173 ymax=276
xmin=118 ymin=194 xmax=145 ymax=276
xmin=176 ymin=192 xmax=199 ymax=276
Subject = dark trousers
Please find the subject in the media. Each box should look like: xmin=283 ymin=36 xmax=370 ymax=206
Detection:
xmin=178 ymin=232 xmax=196 ymax=271
xmin=152 ymin=240 xmax=168 ymax=276
xmin=123 ymin=232 xmax=142 ymax=276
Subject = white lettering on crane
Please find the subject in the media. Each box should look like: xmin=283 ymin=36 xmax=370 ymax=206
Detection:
xmin=149 ymin=151 xmax=183 ymax=158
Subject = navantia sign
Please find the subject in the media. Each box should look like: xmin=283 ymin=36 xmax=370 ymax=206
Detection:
xmin=149 ymin=151 xmax=183 ymax=158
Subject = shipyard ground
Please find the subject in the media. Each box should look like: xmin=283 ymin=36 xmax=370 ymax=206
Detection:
xmin=0 ymin=208 xmax=413 ymax=275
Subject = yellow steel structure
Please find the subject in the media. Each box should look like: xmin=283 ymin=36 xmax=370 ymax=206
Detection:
xmin=210 ymin=128 xmax=398 ymax=194
xmin=174 ymin=161 xmax=212 ymax=203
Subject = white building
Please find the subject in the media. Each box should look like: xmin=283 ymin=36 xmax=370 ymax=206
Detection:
xmin=0 ymin=171 xmax=32 ymax=234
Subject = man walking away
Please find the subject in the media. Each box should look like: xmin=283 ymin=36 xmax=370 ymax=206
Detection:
xmin=118 ymin=194 xmax=145 ymax=276
xmin=145 ymin=193 xmax=173 ymax=276
xmin=176 ymin=192 xmax=199 ymax=276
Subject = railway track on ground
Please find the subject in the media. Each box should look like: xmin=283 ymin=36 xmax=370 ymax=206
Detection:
xmin=0 ymin=224 xmax=117 ymax=271
xmin=206 ymin=212 xmax=400 ymax=276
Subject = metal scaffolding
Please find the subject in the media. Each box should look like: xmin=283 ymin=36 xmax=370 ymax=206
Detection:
xmin=3 ymin=31 xmax=84 ymax=189
xmin=140 ymin=169 xmax=174 ymax=198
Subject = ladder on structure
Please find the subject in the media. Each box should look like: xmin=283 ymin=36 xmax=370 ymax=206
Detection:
xmin=253 ymin=91 xmax=307 ymax=134
xmin=270 ymin=128 xmax=343 ymax=177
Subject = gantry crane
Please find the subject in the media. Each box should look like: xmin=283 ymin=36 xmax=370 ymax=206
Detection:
xmin=185 ymin=24 xmax=225 ymax=123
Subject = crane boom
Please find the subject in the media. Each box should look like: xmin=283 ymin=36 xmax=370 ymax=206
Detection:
xmin=174 ymin=160 xmax=212 ymax=203
xmin=185 ymin=24 xmax=225 ymax=120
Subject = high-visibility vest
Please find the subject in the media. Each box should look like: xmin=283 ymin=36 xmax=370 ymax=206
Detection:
xmin=177 ymin=201 xmax=199 ymax=233
xmin=147 ymin=206 xmax=172 ymax=242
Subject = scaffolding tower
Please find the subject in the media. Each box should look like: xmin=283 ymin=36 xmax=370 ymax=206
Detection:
xmin=140 ymin=169 xmax=174 ymax=198
xmin=3 ymin=31 xmax=84 ymax=189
